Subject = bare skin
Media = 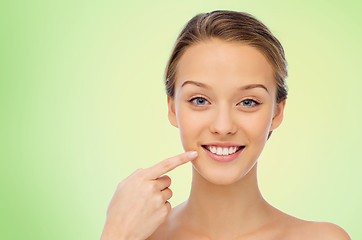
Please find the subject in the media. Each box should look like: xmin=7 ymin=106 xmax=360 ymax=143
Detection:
xmin=102 ymin=38 xmax=351 ymax=240
xmin=100 ymin=151 xmax=198 ymax=240
xmin=148 ymin=164 xmax=350 ymax=240
xmin=147 ymin=39 xmax=350 ymax=240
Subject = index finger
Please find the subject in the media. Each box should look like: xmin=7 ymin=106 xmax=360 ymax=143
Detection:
xmin=145 ymin=151 xmax=198 ymax=179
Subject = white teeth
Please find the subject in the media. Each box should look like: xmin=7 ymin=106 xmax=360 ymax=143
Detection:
xmin=229 ymin=147 xmax=236 ymax=154
xmin=222 ymin=148 xmax=228 ymax=155
xmin=217 ymin=147 xmax=223 ymax=155
xmin=206 ymin=146 xmax=239 ymax=156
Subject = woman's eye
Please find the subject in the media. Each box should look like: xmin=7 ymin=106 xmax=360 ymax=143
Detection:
xmin=189 ymin=97 xmax=210 ymax=106
xmin=239 ymin=99 xmax=260 ymax=107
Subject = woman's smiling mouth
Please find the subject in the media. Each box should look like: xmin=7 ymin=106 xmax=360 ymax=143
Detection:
xmin=201 ymin=143 xmax=245 ymax=162
xmin=202 ymin=145 xmax=244 ymax=155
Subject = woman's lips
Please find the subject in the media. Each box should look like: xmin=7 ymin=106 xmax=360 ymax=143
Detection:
xmin=202 ymin=145 xmax=245 ymax=162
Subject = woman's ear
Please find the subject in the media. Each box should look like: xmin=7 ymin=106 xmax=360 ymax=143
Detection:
xmin=167 ymin=96 xmax=178 ymax=128
xmin=270 ymin=100 xmax=286 ymax=131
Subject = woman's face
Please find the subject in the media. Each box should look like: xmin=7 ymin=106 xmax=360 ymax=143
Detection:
xmin=167 ymin=38 xmax=285 ymax=185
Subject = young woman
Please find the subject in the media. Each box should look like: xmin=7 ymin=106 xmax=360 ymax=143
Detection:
xmin=101 ymin=10 xmax=351 ymax=240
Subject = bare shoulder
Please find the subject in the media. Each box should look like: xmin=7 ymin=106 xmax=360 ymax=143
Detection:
xmin=147 ymin=202 xmax=192 ymax=240
xmin=305 ymin=222 xmax=351 ymax=240
xmin=267 ymin=207 xmax=351 ymax=240
xmin=285 ymin=220 xmax=351 ymax=240
xmin=147 ymin=202 xmax=209 ymax=240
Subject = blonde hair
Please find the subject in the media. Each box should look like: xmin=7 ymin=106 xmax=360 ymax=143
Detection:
xmin=165 ymin=10 xmax=288 ymax=139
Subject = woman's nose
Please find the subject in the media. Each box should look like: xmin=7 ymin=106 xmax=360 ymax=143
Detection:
xmin=209 ymin=107 xmax=237 ymax=135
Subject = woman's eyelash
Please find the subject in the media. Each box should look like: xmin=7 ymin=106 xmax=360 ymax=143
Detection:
xmin=238 ymin=99 xmax=261 ymax=107
xmin=188 ymin=96 xmax=210 ymax=105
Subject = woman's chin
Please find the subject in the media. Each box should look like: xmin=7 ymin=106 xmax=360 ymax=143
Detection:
xmin=191 ymin=156 xmax=258 ymax=186
xmin=207 ymin=175 xmax=241 ymax=186
xmin=191 ymin=163 xmax=247 ymax=186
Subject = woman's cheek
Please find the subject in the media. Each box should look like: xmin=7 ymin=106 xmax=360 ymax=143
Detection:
xmin=235 ymin=110 xmax=265 ymax=137
xmin=177 ymin=107 xmax=205 ymax=147
xmin=246 ymin=111 xmax=272 ymax=140
xmin=177 ymin=104 xmax=201 ymax=125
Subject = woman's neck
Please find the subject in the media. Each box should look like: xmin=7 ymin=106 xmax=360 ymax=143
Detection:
xmin=182 ymin=163 xmax=274 ymax=239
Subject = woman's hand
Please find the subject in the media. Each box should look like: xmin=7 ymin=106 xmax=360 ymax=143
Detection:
xmin=100 ymin=151 xmax=198 ymax=240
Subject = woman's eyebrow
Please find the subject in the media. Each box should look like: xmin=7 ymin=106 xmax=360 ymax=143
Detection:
xmin=241 ymin=84 xmax=269 ymax=94
xmin=181 ymin=80 xmax=269 ymax=94
xmin=181 ymin=80 xmax=211 ymax=89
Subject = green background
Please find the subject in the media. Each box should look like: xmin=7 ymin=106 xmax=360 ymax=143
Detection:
xmin=1 ymin=0 xmax=361 ymax=239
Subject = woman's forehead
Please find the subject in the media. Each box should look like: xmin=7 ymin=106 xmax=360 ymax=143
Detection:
xmin=175 ymin=39 xmax=276 ymax=92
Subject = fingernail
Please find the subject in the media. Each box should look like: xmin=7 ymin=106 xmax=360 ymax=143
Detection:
xmin=187 ymin=151 xmax=198 ymax=158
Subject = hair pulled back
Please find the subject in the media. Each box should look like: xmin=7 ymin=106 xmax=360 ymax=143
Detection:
xmin=165 ymin=10 xmax=288 ymax=139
